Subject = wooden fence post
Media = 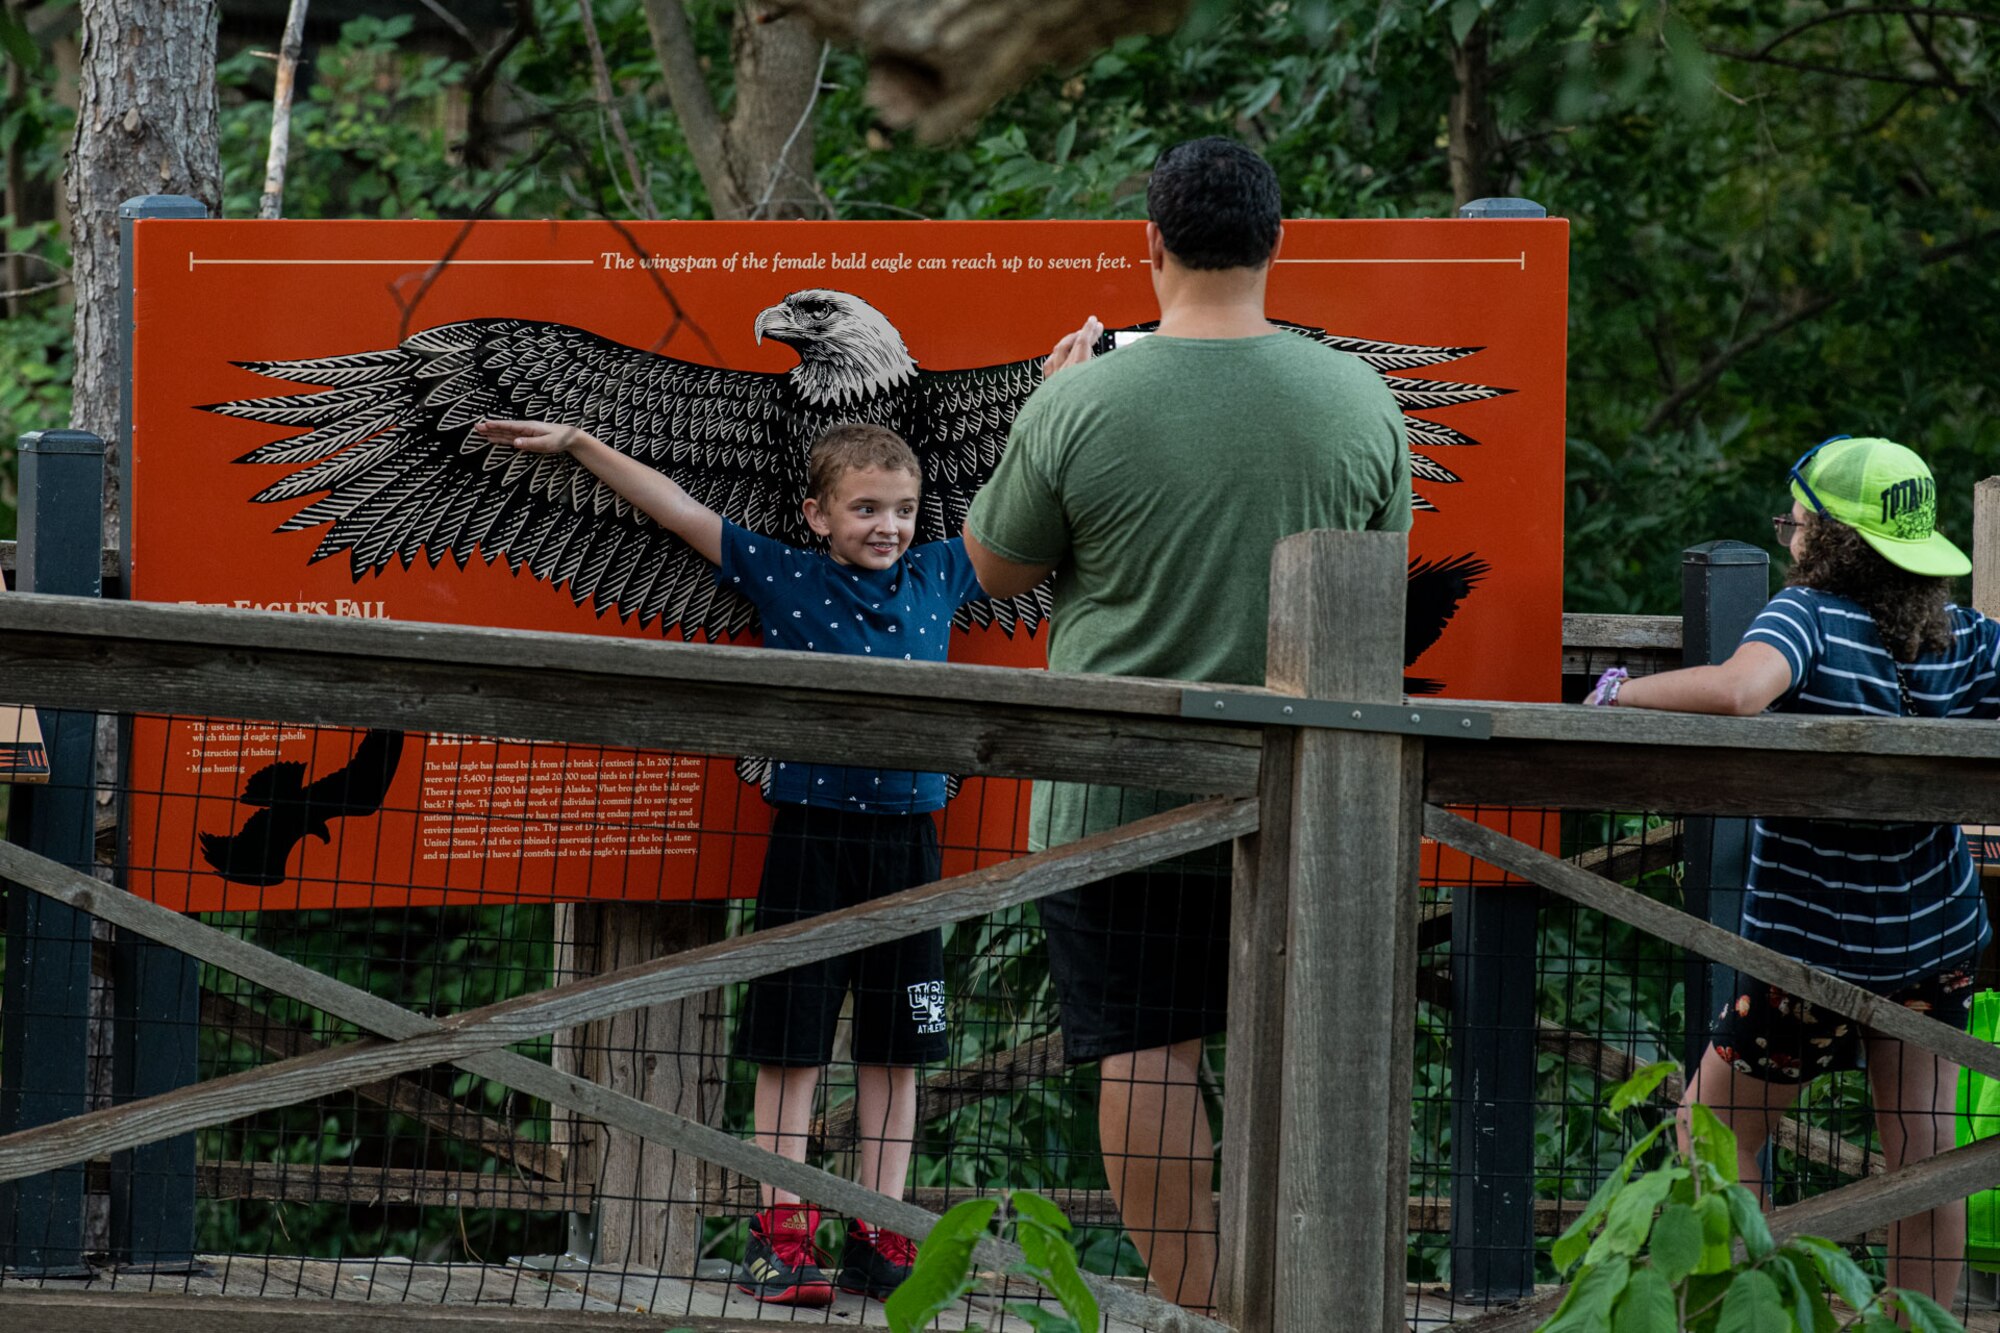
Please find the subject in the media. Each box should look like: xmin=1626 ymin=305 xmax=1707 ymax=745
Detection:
xmin=553 ymin=901 xmax=726 ymax=1276
xmin=1974 ymin=477 xmax=1999 ymax=618
xmin=1266 ymin=530 xmax=1423 ymax=1333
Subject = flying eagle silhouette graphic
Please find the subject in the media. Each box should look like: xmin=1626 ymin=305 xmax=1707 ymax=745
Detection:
xmin=205 ymin=290 xmax=1510 ymax=688
xmin=198 ymin=729 xmax=405 ymax=887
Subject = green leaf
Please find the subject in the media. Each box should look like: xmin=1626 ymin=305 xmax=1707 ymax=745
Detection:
xmin=1609 ymin=1060 xmax=1678 ymax=1113
xmin=1013 ymin=1217 xmax=1097 ymax=1330
xmin=1688 ymin=1104 xmax=1740 ymax=1184
xmin=1610 ymin=1264 xmax=1675 ymax=1333
xmin=1449 ymin=0 xmax=1481 ymax=46
xmin=1590 ymin=1167 xmax=1680 ymax=1262
xmin=1239 ymin=75 xmax=1282 ymax=118
xmin=1694 ymin=1193 xmax=1734 ymax=1274
xmin=1542 ymin=1256 xmax=1631 ymax=1332
xmin=1649 ymin=1203 xmax=1703 ymax=1283
xmin=0 ymin=9 xmax=36 ymax=71
xmin=1723 ymin=1184 xmax=1773 ymax=1260
xmin=1000 ymin=1304 xmax=1083 ymax=1333
xmin=1051 ymin=118 xmax=1077 ymax=169
xmin=1795 ymin=1237 xmax=1876 ymax=1311
xmin=1554 ymin=1121 xmax=1671 ymax=1273
xmin=1009 ymin=1190 xmax=1073 ymax=1235
xmin=1766 ymin=1251 xmax=1831 ymax=1333
xmin=1892 ymin=1288 xmax=1966 ymax=1333
xmin=1716 ymin=1270 xmax=1789 ymax=1333
xmin=884 ymin=1199 xmax=997 ymax=1333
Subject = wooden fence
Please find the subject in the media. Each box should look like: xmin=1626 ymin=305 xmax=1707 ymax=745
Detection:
xmin=4 ymin=526 xmax=2000 ymax=1332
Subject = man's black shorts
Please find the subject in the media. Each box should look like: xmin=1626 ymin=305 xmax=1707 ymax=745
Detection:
xmin=736 ymin=805 xmax=948 ymax=1068
xmin=1040 ymin=865 xmax=1230 ymax=1063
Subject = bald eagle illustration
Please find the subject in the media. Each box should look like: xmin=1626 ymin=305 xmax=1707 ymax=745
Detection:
xmin=204 ymin=289 xmax=1508 ymax=667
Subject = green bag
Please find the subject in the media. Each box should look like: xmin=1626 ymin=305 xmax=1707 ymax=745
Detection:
xmin=1956 ymin=990 xmax=2000 ymax=1271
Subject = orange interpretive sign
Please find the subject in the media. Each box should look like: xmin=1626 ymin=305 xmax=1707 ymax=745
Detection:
xmin=127 ymin=218 xmax=1568 ymax=911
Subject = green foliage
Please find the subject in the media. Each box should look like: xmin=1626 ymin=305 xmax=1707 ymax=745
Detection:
xmin=1538 ymin=1064 xmax=1966 ymax=1332
xmin=884 ymin=1190 xmax=1097 ymax=1333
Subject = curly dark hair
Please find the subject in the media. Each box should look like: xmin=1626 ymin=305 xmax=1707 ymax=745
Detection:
xmin=1786 ymin=512 xmax=1953 ymax=661
xmin=1145 ymin=137 xmax=1281 ymax=270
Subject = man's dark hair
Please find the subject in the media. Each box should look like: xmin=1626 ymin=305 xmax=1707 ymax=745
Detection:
xmin=1145 ymin=137 xmax=1282 ymax=271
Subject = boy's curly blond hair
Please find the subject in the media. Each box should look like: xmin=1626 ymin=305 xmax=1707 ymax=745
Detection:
xmin=807 ymin=423 xmax=921 ymax=502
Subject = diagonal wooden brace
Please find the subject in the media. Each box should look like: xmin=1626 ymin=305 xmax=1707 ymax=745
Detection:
xmin=1426 ymin=804 xmax=2000 ymax=1084
xmin=0 ymin=799 xmax=1256 ymax=1333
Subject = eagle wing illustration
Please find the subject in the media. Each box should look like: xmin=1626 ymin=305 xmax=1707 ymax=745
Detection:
xmin=207 ymin=320 xmax=811 ymax=642
xmin=208 ymin=294 xmax=1511 ymax=649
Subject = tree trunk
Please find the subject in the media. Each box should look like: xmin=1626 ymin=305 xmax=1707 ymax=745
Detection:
xmin=640 ymin=0 xmax=822 ymax=219
xmin=1447 ymin=15 xmax=1504 ymax=212
xmin=63 ymin=0 xmax=221 ymax=546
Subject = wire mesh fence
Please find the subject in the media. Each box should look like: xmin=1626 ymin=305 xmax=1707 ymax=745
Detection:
xmin=6 ymin=683 xmax=1997 ymax=1330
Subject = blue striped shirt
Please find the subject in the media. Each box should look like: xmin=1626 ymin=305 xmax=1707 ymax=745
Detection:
xmin=1739 ymin=588 xmax=2000 ymax=987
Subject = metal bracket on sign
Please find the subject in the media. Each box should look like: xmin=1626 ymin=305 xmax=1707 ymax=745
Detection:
xmin=1180 ymin=691 xmax=1492 ymax=740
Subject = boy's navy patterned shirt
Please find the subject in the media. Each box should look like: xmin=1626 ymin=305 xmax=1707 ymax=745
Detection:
xmin=1739 ymin=587 xmax=2000 ymax=987
xmin=716 ymin=519 xmax=983 ymax=813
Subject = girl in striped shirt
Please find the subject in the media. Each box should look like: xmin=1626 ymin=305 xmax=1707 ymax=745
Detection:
xmin=1586 ymin=436 xmax=2000 ymax=1306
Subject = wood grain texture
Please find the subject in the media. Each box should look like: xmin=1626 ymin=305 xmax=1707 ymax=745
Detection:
xmin=0 ymin=811 xmax=1244 ymax=1333
xmin=0 ymin=1289 xmax=750 ymax=1331
xmin=1976 ymin=477 xmax=2000 ymax=617
xmin=1560 ymin=613 xmax=1680 ymax=651
xmin=1469 ymin=698 xmax=2000 ymax=759
xmin=1271 ymin=531 xmax=1421 ymax=1333
xmin=0 ymin=596 xmax=1260 ymax=798
xmin=1427 ymin=739 xmax=2000 ymax=822
xmin=552 ymin=902 xmax=724 ymax=1277
xmin=1217 ymin=709 xmax=1296 ymax=1330
xmin=1425 ymin=805 xmax=2000 ymax=1082
xmin=1769 ymin=1134 xmax=2000 ymax=1245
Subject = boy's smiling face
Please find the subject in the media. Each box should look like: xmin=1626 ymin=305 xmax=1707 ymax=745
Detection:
xmin=803 ymin=465 xmax=921 ymax=570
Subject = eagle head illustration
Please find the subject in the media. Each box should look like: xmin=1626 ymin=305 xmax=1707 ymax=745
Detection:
xmin=753 ymin=289 xmax=918 ymax=407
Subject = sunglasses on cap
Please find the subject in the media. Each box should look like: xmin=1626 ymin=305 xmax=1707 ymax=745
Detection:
xmin=1788 ymin=434 xmax=1851 ymax=516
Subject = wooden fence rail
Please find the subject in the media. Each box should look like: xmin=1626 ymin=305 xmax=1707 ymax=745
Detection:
xmin=8 ymin=529 xmax=2000 ymax=1333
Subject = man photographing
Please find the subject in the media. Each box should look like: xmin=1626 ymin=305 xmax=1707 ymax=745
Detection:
xmin=965 ymin=137 xmax=1412 ymax=1311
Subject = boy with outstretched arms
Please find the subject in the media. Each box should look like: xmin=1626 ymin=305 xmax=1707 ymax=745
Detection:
xmin=475 ymin=417 xmax=985 ymax=1305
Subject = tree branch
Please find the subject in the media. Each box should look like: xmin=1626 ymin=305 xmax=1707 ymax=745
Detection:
xmin=1641 ymin=227 xmax=1998 ymax=433
xmin=461 ymin=0 xmax=536 ymax=169
xmin=257 ymin=0 xmax=311 ymax=220
xmin=577 ymin=0 xmax=657 ymax=219
xmin=1900 ymin=8 xmax=2000 ymax=138
xmin=770 ymin=0 xmax=1192 ymax=141
xmin=637 ymin=0 xmax=745 ymax=215
xmin=1705 ymin=44 xmax=1950 ymax=86
xmin=1746 ymin=4 xmax=1997 ymax=59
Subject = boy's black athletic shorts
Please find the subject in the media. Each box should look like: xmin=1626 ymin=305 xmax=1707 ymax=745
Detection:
xmin=736 ymin=805 xmax=949 ymax=1068
xmin=1040 ymin=865 xmax=1230 ymax=1063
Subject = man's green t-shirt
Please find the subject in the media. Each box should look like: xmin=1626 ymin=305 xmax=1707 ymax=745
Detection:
xmin=966 ymin=330 xmax=1411 ymax=850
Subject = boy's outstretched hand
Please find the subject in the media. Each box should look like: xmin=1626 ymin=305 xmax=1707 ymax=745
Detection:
xmin=474 ymin=419 xmax=585 ymax=453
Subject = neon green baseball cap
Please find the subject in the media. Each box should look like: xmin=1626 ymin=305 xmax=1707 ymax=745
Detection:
xmin=1788 ymin=435 xmax=1970 ymax=578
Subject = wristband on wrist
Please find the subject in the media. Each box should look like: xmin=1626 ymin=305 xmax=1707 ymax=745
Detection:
xmin=1588 ymin=667 xmax=1630 ymax=707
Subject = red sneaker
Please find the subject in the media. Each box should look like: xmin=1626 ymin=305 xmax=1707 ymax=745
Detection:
xmin=735 ymin=1204 xmax=834 ymax=1305
xmin=837 ymin=1220 xmax=918 ymax=1298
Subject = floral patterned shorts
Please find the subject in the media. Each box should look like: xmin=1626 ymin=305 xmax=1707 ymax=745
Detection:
xmin=1710 ymin=966 xmax=1977 ymax=1083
